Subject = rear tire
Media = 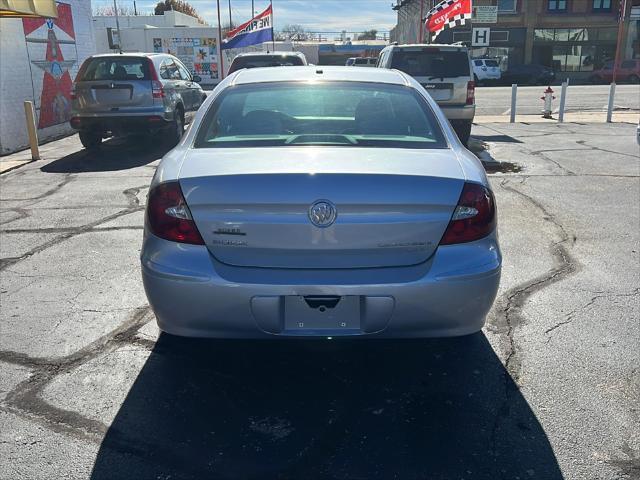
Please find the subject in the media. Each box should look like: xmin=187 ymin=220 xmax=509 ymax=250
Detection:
xmin=452 ymin=121 xmax=472 ymax=146
xmin=79 ymin=131 xmax=102 ymax=149
xmin=166 ymin=108 xmax=184 ymax=147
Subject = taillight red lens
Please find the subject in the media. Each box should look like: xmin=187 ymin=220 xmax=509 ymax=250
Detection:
xmin=146 ymin=182 xmax=204 ymax=245
xmin=466 ymin=80 xmax=475 ymax=105
xmin=152 ymin=80 xmax=165 ymax=98
xmin=440 ymin=183 xmax=496 ymax=245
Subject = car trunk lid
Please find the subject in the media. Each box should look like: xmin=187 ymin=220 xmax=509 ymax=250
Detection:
xmin=179 ymin=147 xmax=465 ymax=269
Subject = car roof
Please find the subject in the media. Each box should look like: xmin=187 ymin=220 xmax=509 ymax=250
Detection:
xmin=230 ymin=65 xmax=410 ymax=86
xmin=233 ymin=51 xmax=306 ymax=59
xmin=387 ymin=43 xmax=468 ymax=51
xmin=88 ymin=52 xmax=166 ymax=58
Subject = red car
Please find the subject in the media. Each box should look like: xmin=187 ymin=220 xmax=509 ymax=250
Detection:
xmin=589 ymin=59 xmax=640 ymax=84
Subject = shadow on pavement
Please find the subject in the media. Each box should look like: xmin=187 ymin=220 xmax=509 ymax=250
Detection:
xmin=470 ymin=134 xmax=523 ymax=144
xmin=90 ymin=333 xmax=563 ymax=480
xmin=40 ymin=136 xmax=168 ymax=173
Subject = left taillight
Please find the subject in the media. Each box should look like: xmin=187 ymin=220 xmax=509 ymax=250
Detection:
xmin=146 ymin=181 xmax=204 ymax=245
xmin=466 ymin=80 xmax=475 ymax=105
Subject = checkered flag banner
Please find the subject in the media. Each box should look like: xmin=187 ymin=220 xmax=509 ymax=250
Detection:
xmin=425 ymin=0 xmax=472 ymax=41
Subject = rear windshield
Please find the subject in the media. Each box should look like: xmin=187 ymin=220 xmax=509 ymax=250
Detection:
xmin=79 ymin=57 xmax=150 ymax=81
xmin=229 ymin=55 xmax=304 ymax=73
xmin=391 ymin=49 xmax=470 ymax=78
xmin=485 ymin=60 xmax=499 ymax=67
xmin=195 ymin=81 xmax=447 ymax=149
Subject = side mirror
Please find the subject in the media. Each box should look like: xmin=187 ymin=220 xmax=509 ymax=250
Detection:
xmin=192 ymin=75 xmax=202 ymax=83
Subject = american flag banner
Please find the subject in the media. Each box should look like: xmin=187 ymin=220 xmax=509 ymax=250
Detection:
xmin=425 ymin=0 xmax=472 ymax=41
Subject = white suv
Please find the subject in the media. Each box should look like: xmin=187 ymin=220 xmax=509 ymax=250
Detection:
xmin=377 ymin=44 xmax=475 ymax=145
xmin=472 ymin=58 xmax=501 ymax=84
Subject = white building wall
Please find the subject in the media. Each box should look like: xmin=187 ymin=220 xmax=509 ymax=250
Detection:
xmin=0 ymin=0 xmax=96 ymax=154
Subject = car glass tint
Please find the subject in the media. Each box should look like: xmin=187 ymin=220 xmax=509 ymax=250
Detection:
xmin=79 ymin=57 xmax=150 ymax=81
xmin=391 ymin=49 xmax=470 ymax=77
xmin=195 ymin=82 xmax=447 ymax=149
xmin=355 ymin=58 xmax=368 ymax=65
xmin=485 ymin=60 xmax=499 ymax=67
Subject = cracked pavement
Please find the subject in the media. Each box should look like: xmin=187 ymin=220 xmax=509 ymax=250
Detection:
xmin=0 ymin=123 xmax=639 ymax=480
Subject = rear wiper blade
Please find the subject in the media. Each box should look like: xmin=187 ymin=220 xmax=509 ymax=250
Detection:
xmin=427 ymin=75 xmax=445 ymax=81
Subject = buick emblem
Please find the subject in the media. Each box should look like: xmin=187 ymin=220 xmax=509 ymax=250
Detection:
xmin=308 ymin=200 xmax=337 ymax=228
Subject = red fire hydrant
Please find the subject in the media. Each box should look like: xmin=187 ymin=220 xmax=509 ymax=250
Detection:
xmin=541 ymin=86 xmax=556 ymax=119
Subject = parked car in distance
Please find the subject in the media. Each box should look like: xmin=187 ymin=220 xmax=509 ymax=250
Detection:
xmin=376 ymin=44 xmax=475 ymax=145
xmin=472 ymin=58 xmax=501 ymax=84
xmin=141 ymin=66 xmax=501 ymax=339
xmin=70 ymin=53 xmax=206 ymax=149
xmin=589 ymin=59 xmax=640 ymax=84
xmin=346 ymin=57 xmax=378 ymax=67
xmin=500 ymin=64 xmax=556 ymax=86
xmin=227 ymin=52 xmax=307 ymax=74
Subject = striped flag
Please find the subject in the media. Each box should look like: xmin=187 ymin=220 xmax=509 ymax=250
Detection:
xmin=222 ymin=4 xmax=273 ymax=50
xmin=425 ymin=0 xmax=472 ymax=41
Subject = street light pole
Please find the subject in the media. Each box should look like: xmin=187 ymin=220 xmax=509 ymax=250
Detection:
xmin=112 ymin=0 xmax=121 ymax=53
xmin=611 ymin=0 xmax=627 ymax=85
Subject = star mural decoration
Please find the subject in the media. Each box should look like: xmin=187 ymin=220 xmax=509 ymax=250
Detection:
xmin=22 ymin=3 xmax=77 ymax=129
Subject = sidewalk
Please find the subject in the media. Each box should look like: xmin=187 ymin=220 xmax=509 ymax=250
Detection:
xmin=474 ymin=111 xmax=639 ymax=124
xmin=0 ymin=134 xmax=81 ymax=174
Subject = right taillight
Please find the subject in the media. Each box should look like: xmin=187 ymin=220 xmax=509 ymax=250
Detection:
xmin=146 ymin=181 xmax=204 ymax=245
xmin=147 ymin=58 xmax=165 ymax=98
xmin=466 ymin=80 xmax=475 ymax=105
xmin=440 ymin=182 xmax=496 ymax=245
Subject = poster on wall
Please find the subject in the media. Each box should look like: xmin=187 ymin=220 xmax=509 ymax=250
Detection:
xmin=153 ymin=37 xmax=219 ymax=82
xmin=22 ymin=2 xmax=77 ymax=129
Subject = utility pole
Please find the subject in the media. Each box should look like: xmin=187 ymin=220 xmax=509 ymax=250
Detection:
xmin=133 ymin=0 xmax=137 ymax=15
xmin=228 ymin=0 xmax=232 ymax=28
xmin=612 ymin=0 xmax=628 ymax=84
xmin=252 ymin=0 xmax=254 ymax=17
xmin=112 ymin=0 xmax=121 ymax=53
xmin=419 ymin=0 xmax=424 ymax=43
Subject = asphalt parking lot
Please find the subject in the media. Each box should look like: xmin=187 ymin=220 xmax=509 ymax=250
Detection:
xmin=1 ymin=121 xmax=639 ymax=479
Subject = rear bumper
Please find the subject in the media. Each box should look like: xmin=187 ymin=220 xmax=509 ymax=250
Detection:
xmin=141 ymin=232 xmax=501 ymax=338
xmin=439 ymin=104 xmax=475 ymax=121
xmin=70 ymin=114 xmax=172 ymax=134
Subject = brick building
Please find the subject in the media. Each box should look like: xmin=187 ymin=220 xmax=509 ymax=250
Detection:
xmin=0 ymin=0 xmax=96 ymax=154
xmin=391 ymin=0 xmax=639 ymax=81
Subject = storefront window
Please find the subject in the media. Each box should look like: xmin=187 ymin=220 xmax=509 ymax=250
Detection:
xmin=552 ymin=45 xmax=569 ymax=71
xmin=568 ymin=29 xmax=586 ymax=42
xmin=598 ymin=28 xmax=617 ymax=41
xmin=580 ymin=45 xmax=597 ymax=71
xmin=565 ymin=45 xmax=582 ymax=71
xmin=534 ymin=29 xmax=555 ymax=42
xmin=555 ymin=29 xmax=570 ymax=42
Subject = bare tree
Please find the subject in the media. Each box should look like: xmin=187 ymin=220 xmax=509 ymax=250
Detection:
xmin=277 ymin=24 xmax=309 ymax=41
xmin=154 ymin=0 xmax=207 ymax=24
xmin=356 ymin=29 xmax=378 ymax=40
xmin=93 ymin=4 xmax=137 ymax=16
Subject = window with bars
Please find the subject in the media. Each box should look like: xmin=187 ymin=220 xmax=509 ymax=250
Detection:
xmin=592 ymin=0 xmax=612 ymax=11
xmin=548 ymin=0 xmax=567 ymax=11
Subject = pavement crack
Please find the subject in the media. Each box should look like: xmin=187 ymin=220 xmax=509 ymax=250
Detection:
xmin=0 ymin=306 xmax=153 ymax=443
xmin=487 ymin=177 xmax=580 ymax=458
xmin=0 ymin=185 xmax=147 ymax=272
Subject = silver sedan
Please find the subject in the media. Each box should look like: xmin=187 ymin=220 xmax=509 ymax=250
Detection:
xmin=141 ymin=66 xmax=501 ymax=338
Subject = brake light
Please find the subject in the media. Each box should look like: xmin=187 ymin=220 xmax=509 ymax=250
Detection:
xmin=147 ymin=59 xmax=165 ymax=98
xmin=152 ymin=81 xmax=165 ymax=98
xmin=440 ymin=183 xmax=496 ymax=245
xmin=146 ymin=182 xmax=204 ymax=245
xmin=466 ymin=80 xmax=475 ymax=105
